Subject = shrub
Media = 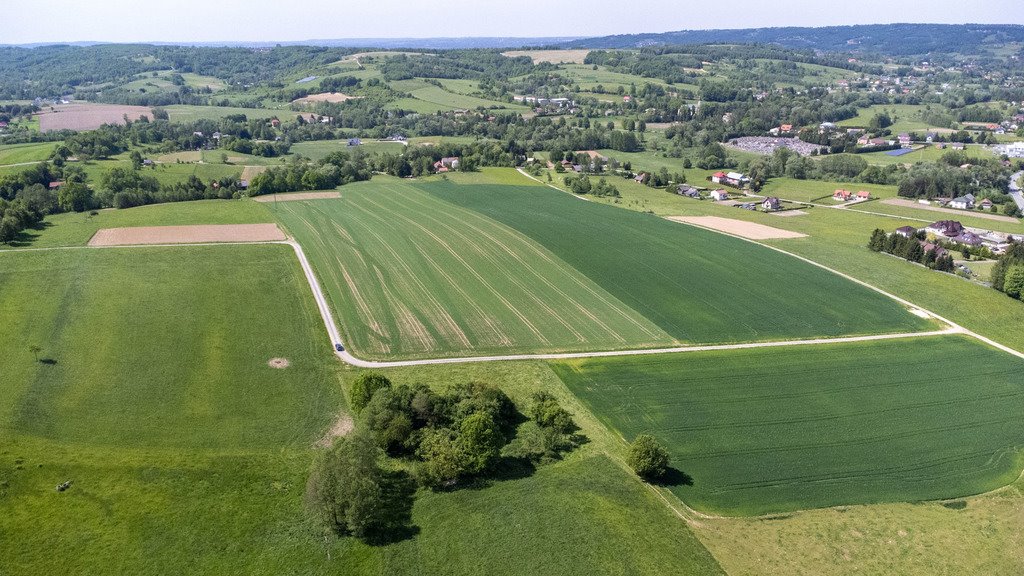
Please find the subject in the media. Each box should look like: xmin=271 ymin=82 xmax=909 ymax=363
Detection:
xmin=627 ymin=434 xmax=670 ymax=481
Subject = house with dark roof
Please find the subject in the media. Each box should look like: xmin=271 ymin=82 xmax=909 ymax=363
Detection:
xmin=951 ymin=231 xmax=983 ymax=247
xmin=948 ymin=194 xmax=975 ymax=210
xmin=761 ymin=196 xmax=781 ymax=211
xmin=676 ymin=184 xmax=700 ymax=198
xmin=925 ymin=220 xmax=964 ymax=237
xmin=894 ymin=226 xmax=917 ymax=238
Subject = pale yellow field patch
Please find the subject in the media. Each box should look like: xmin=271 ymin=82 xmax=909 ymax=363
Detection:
xmin=88 ymin=224 xmax=285 ymax=246
xmin=292 ymin=92 xmax=361 ymax=105
xmin=253 ymin=191 xmax=340 ymax=203
xmin=667 ymin=216 xmax=807 ymax=240
xmin=502 ymin=49 xmax=591 ymax=64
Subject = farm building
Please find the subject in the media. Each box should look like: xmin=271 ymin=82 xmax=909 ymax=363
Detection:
xmin=980 ymin=198 xmax=994 ymax=210
xmin=833 ymin=189 xmax=852 ymax=201
xmin=710 ymin=190 xmax=730 ymax=201
xmin=856 ymin=190 xmax=871 ymax=200
xmin=761 ymin=197 xmax=781 ymax=210
xmin=711 ymin=172 xmax=727 ymax=184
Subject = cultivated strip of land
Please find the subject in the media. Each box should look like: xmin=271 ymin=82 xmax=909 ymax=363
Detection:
xmin=87 ymin=223 xmax=285 ymax=246
xmin=253 ymin=191 xmax=340 ymax=202
xmin=666 ymin=216 xmax=807 ymax=239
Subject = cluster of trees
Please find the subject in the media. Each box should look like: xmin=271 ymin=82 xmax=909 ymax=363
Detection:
xmin=897 ymin=158 xmax=1014 ymax=205
xmin=868 ymin=229 xmax=955 ymax=272
xmin=991 ymin=245 xmax=1024 ymax=300
xmin=307 ymin=373 xmax=583 ymax=543
xmin=562 ymin=174 xmax=620 ymax=197
xmin=247 ymin=152 xmax=371 ymax=196
xmin=378 ymin=51 xmax=540 ymax=82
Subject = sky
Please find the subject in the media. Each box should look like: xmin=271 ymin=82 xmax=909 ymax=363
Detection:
xmin=2 ymin=0 xmax=1023 ymax=44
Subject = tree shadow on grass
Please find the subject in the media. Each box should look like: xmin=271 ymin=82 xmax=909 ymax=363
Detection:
xmin=653 ymin=467 xmax=693 ymax=488
xmin=39 ymin=358 xmax=57 ymax=365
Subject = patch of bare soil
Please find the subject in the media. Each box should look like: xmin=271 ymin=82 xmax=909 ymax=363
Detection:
xmin=667 ymin=216 xmax=807 ymax=240
xmin=87 ymin=223 xmax=286 ymax=246
xmin=292 ymin=92 xmax=360 ymax=104
xmin=38 ymin=103 xmax=152 ymax=132
xmin=253 ymin=191 xmax=340 ymax=203
xmin=769 ymin=210 xmax=808 ymax=217
xmin=268 ymin=357 xmax=290 ymax=369
xmin=315 ymin=413 xmax=355 ymax=448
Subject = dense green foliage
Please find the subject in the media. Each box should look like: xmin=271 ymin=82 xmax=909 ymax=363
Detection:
xmin=627 ymin=434 xmax=671 ymax=481
xmin=554 ymin=335 xmax=1024 ymax=515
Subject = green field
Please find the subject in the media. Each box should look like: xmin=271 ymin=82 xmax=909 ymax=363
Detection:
xmin=855 ymin=144 xmax=995 ymax=166
xmin=423 ymin=177 xmax=934 ymax=345
xmin=838 ymin=104 xmax=952 ymax=133
xmin=0 ymin=142 xmax=58 ymax=166
xmin=760 ymin=177 xmax=899 ymax=203
xmin=553 ymin=335 xmax=1024 ymax=515
xmin=0 ymin=245 xmax=346 ymax=574
xmin=274 ymin=179 xmax=672 ymax=359
xmin=290 ymin=139 xmax=406 ymax=161
xmin=4 ymin=199 xmax=271 ymax=249
xmin=0 ymin=244 xmax=723 ymax=574
xmin=164 ymin=105 xmax=291 ymax=123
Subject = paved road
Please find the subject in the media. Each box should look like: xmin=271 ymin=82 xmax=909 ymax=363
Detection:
xmin=1010 ymin=170 xmax=1024 ymax=212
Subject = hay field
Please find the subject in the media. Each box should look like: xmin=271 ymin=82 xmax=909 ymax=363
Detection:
xmin=38 ymin=103 xmax=152 ymax=132
xmin=292 ymin=92 xmax=360 ymax=104
xmin=274 ymin=179 xmax=672 ymax=359
xmin=553 ymin=334 xmax=1024 ymax=515
xmin=87 ymin=223 xmax=285 ymax=246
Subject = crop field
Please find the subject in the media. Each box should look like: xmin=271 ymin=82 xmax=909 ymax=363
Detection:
xmin=553 ymin=334 xmax=1024 ymax=515
xmin=502 ymin=49 xmax=592 ymax=64
xmin=423 ymin=177 xmax=934 ymax=345
xmin=163 ymin=105 xmax=290 ymax=123
xmin=274 ymin=179 xmax=672 ymax=359
xmin=38 ymin=103 xmax=152 ymax=132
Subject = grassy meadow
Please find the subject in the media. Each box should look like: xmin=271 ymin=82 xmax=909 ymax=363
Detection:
xmin=3 ymin=199 xmax=272 ymax=249
xmin=553 ymin=334 xmax=1024 ymax=515
xmin=0 ymin=142 xmax=58 ymax=166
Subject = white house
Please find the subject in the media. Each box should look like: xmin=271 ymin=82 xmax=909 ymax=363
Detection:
xmin=710 ymin=190 xmax=730 ymax=201
xmin=948 ymin=194 xmax=975 ymax=210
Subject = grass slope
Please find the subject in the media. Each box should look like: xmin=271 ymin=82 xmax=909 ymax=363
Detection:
xmin=0 ymin=245 xmax=345 ymax=574
xmin=423 ymin=178 xmax=934 ymax=345
xmin=0 ymin=142 xmax=58 ymax=166
xmin=274 ymin=179 xmax=671 ymax=359
xmin=553 ymin=335 xmax=1024 ymax=515
xmin=4 ymin=199 xmax=272 ymax=249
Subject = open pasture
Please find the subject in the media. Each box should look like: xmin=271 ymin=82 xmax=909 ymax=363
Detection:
xmin=0 ymin=142 xmax=57 ymax=166
xmin=38 ymin=103 xmax=152 ymax=132
xmin=423 ymin=178 xmax=934 ymax=346
xmin=274 ymin=179 xmax=672 ymax=359
xmin=4 ymin=199 xmax=272 ymax=249
xmin=857 ymin=144 xmax=994 ymax=166
xmin=0 ymin=245 xmax=345 ymax=573
xmin=553 ymin=334 xmax=1024 ymax=515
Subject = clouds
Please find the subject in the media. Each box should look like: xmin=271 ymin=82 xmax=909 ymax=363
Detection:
xmin=1 ymin=0 xmax=1021 ymax=44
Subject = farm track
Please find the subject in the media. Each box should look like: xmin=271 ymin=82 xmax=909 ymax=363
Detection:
xmin=5 ymin=228 xmax=1023 ymax=366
